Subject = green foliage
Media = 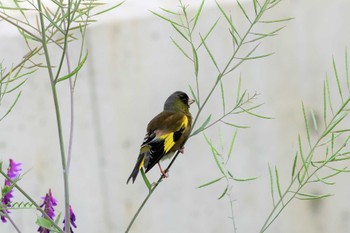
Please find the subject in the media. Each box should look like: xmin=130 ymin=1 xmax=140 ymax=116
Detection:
xmin=129 ymin=0 xmax=290 ymax=232
xmin=0 ymin=0 xmax=124 ymax=232
xmin=260 ymin=49 xmax=350 ymax=232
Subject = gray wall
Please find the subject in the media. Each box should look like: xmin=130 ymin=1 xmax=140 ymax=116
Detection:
xmin=1 ymin=0 xmax=350 ymax=232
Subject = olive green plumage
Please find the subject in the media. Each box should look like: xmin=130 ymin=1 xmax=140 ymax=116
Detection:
xmin=127 ymin=91 xmax=194 ymax=184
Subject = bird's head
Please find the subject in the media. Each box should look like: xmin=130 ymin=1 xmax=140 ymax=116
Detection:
xmin=164 ymin=91 xmax=194 ymax=113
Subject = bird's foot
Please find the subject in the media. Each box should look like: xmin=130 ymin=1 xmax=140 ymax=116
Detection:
xmin=178 ymin=147 xmax=185 ymax=154
xmin=158 ymin=163 xmax=169 ymax=178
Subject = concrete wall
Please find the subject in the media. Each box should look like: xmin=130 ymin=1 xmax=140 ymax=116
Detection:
xmin=1 ymin=0 xmax=350 ymax=232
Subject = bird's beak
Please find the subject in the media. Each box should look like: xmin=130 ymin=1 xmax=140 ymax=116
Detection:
xmin=188 ymin=98 xmax=195 ymax=106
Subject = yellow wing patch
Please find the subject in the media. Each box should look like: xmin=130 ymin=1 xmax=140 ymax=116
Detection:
xmin=159 ymin=115 xmax=188 ymax=153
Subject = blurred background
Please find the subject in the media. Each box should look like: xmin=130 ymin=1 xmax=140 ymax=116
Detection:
xmin=1 ymin=0 xmax=350 ymax=232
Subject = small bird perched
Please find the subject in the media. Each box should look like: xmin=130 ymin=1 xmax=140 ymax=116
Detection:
xmin=127 ymin=91 xmax=194 ymax=184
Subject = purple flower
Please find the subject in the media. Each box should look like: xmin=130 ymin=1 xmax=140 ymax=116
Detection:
xmin=63 ymin=205 xmax=77 ymax=233
xmin=37 ymin=189 xmax=57 ymax=233
xmin=1 ymin=159 xmax=22 ymax=223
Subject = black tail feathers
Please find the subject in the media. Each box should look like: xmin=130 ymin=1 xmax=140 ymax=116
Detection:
xmin=127 ymin=156 xmax=143 ymax=184
xmin=126 ymin=166 xmax=139 ymax=184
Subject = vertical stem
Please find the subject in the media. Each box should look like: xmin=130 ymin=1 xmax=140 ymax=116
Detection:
xmin=36 ymin=0 xmax=70 ymax=231
xmin=1 ymin=209 xmax=21 ymax=233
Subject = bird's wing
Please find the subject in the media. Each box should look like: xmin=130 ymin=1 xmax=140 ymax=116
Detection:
xmin=141 ymin=111 xmax=189 ymax=172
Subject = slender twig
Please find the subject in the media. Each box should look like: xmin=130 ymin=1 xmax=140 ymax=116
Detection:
xmin=125 ymin=1 xmax=276 ymax=231
xmin=259 ymin=97 xmax=350 ymax=232
xmin=1 ymin=208 xmax=22 ymax=233
xmin=0 ymin=170 xmax=63 ymax=232
xmin=36 ymin=0 xmax=70 ymax=231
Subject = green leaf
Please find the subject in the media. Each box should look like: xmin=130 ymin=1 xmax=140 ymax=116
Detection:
xmin=197 ymin=18 xmax=220 ymax=51
xmin=219 ymin=78 xmax=226 ymax=114
xmin=150 ymin=10 xmax=185 ymax=28
xmin=244 ymin=26 xmax=285 ymax=44
xmin=0 ymin=91 xmax=22 ymax=122
xmin=56 ymin=52 xmax=88 ymax=83
xmin=296 ymin=192 xmax=332 ymax=201
xmin=227 ymin=129 xmax=238 ymax=163
xmin=216 ymin=1 xmax=241 ymax=40
xmin=191 ymin=115 xmax=211 ymax=136
xmin=221 ymin=121 xmax=249 ymax=129
xmin=346 ymin=47 xmax=350 ymax=92
xmin=240 ymin=52 xmax=275 ymax=60
xmin=302 ymin=102 xmax=311 ymax=148
xmin=323 ymin=80 xmax=328 ymax=128
xmin=310 ymin=109 xmax=318 ymax=132
xmin=171 ymin=37 xmax=192 ymax=61
xmin=236 ymin=0 xmax=251 ymax=23
xmin=171 ymin=23 xmax=190 ymax=43
xmin=140 ymin=168 xmax=151 ymax=191
xmin=253 ymin=0 xmax=258 ymax=15
xmin=259 ymin=17 xmax=294 ymax=23
xmin=204 ymin=134 xmax=225 ymax=176
xmin=332 ymin=56 xmax=344 ymax=103
xmin=298 ymin=134 xmax=309 ymax=183
xmin=94 ymin=1 xmax=125 ymax=16
xmin=191 ymin=0 xmax=205 ymax=32
xmin=36 ymin=216 xmax=55 ymax=230
xmin=268 ymin=164 xmax=275 ymax=206
xmin=197 ymin=176 xmax=224 ymax=188
xmin=218 ymin=185 xmax=228 ymax=200
xmin=231 ymin=176 xmax=258 ymax=182
xmin=275 ymin=166 xmax=283 ymax=201
xmin=199 ymin=33 xmax=220 ymax=73
xmin=159 ymin=8 xmax=180 ymax=15
xmin=291 ymin=152 xmax=298 ymax=180
xmin=322 ymin=113 xmax=347 ymax=138
xmin=188 ymin=85 xmax=199 ymax=108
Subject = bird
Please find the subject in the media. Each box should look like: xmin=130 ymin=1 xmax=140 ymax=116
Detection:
xmin=127 ymin=91 xmax=194 ymax=184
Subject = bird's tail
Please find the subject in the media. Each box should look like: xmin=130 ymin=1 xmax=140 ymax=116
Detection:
xmin=126 ymin=156 xmax=144 ymax=184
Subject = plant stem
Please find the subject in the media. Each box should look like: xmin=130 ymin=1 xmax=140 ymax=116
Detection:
xmin=125 ymin=1 xmax=276 ymax=231
xmin=1 ymin=208 xmax=21 ymax=233
xmin=37 ymin=0 xmax=70 ymax=231
xmin=0 ymin=170 xmax=63 ymax=232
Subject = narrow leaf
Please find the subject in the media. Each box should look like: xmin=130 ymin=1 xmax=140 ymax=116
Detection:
xmin=197 ymin=18 xmax=220 ymax=50
xmin=218 ymin=185 xmax=228 ymax=200
xmin=221 ymin=120 xmax=250 ymax=129
xmin=291 ymin=152 xmax=298 ymax=180
xmin=56 ymin=52 xmax=88 ymax=83
xmin=216 ymin=1 xmax=241 ymax=40
xmin=333 ymin=57 xmax=344 ymax=103
xmin=296 ymin=192 xmax=332 ymax=200
xmin=199 ymin=34 xmax=221 ymax=73
xmin=171 ymin=23 xmax=190 ymax=42
xmin=275 ymin=166 xmax=283 ymax=200
xmin=236 ymin=0 xmax=251 ymax=23
xmin=302 ymin=102 xmax=311 ymax=148
xmin=94 ymin=1 xmax=125 ymax=16
xmin=227 ymin=129 xmax=238 ymax=163
xmin=191 ymin=114 xmax=211 ymax=136
xmin=140 ymin=168 xmax=151 ymax=191
xmin=171 ymin=37 xmax=192 ymax=61
xmin=188 ymin=85 xmax=199 ymax=108
xmin=191 ymin=0 xmax=205 ymax=32
xmin=232 ymin=176 xmax=258 ymax=182
xmin=310 ymin=109 xmax=318 ymax=132
xmin=346 ymin=47 xmax=349 ymax=92
xmin=260 ymin=17 xmax=294 ymax=23
xmin=150 ymin=10 xmax=185 ymax=28
xmin=0 ymin=91 xmax=22 ymax=122
xmin=204 ymin=134 xmax=225 ymax=176
xmin=197 ymin=176 xmax=224 ymax=188
xmin=268 ymin=164 xmax=275 ymax=206
xmin=253 ymin=0 xmax=258 ymax=15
